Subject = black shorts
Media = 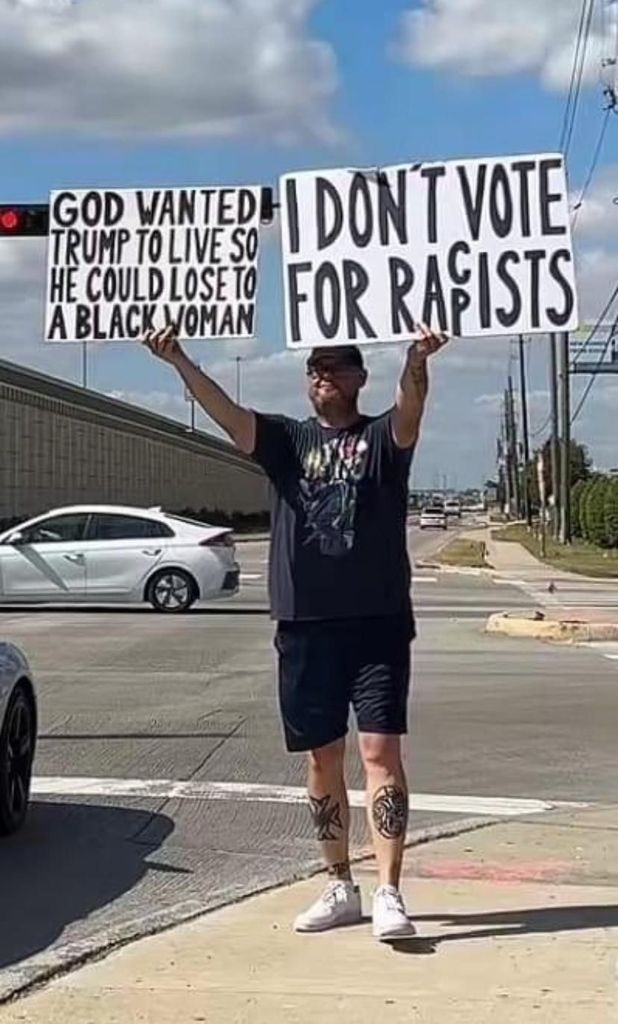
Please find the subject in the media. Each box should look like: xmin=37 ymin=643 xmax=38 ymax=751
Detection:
xmin=275 ymin=614 xmax=414 ymax=753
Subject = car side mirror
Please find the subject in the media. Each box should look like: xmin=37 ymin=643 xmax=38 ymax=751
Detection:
xmin=8 ymin=531 xmax=25 ymax=546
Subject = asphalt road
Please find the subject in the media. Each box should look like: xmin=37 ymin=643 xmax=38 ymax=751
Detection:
xmin=1 ymin=524 xmax=618 ymax=999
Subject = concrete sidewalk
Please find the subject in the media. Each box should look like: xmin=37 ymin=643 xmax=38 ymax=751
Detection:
xmin=5 ymin=806 xmax=618 ymax=1023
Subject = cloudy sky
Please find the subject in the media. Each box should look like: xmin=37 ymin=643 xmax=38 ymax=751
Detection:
xmin=1 ymin=0 xmax=618 ymax=488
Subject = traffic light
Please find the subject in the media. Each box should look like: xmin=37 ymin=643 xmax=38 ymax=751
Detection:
xmin=0 ymin=205 xmax=49 ymax=237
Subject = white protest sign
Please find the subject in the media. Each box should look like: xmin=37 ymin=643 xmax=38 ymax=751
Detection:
xmin=45 ymin=186 xmax=262 ymax=342
xmin=280 ymin=154 xmax=579 ymax=347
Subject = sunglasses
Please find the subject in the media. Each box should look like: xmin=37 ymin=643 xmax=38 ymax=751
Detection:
xmin=306 ymin=362 xmax=361 ymax=380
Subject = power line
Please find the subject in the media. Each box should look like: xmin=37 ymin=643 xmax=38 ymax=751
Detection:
xmin=571 ymin=309 xmax=618 ymax=423
xmin=571 ymin=104 xmax=612 ymax=227
xmin=531 ymin=412 xmax=552 ymax=440
xmin=569 ymin=280 xmax=618 ymax=365
xmin=561 ymin=0 xmax=597 ymax=156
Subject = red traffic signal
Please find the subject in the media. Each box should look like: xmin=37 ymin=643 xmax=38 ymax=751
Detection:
xmin=0 ymin=204 xmax=49 ymax=237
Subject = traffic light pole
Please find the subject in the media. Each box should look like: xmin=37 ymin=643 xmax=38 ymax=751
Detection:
xmin=559 ymin=331 xmax=571 ymax=545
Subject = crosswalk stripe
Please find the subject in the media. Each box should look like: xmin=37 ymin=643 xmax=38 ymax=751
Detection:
xmin=30 ymin=776 xmax=588 ymax=818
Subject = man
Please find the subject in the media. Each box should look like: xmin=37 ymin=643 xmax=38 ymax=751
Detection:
xmin=142 ymin=323 xmax=446 ymax=941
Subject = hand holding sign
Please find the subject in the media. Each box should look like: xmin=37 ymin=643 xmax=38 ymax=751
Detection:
xmin=406 ymin=321 xmax=448 ymax=368
xmin=142 ymin=324 xmax=185 ymax=365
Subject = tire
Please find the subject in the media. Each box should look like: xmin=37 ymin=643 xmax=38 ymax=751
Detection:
xmin=147 ymin=569 xmax=197 ymax=613
xmin=0 ymin=685 xmax=35 ymax=836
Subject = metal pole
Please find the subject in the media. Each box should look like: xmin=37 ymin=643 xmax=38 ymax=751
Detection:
xmin=549 ymin=333 xmax=560 ymax=538
xmin=502 ymin=395 xmax=512 ymax=516
xmin=190 ymin=398 xmax=196 ymax=433
xmin=507 ymin=375 xmax=521 ymax=518
xmin=235 ymin=356 xmax=242 ymax=404
xmin=518 ymin=335 xmax=531 ymax=525
xmin=559 ymin=331 xmax=571 ymax=545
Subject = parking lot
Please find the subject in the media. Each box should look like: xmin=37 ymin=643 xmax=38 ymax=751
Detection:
xmin=2 ymin=529 xmax=618 ymax=1000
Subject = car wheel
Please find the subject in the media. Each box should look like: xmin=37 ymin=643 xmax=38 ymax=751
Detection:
xmin=148 ymin=569 xmax=197 ymax=613
xmin=0 ymin=685 xmax=35 ymax=836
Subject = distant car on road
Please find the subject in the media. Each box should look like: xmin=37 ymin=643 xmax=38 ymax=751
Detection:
xmin=0 ymin=505 xmax=239 ymax=613
xmin=419 ymin=505 xmax=448 ymax=530
xmin=444 ymin=499 xmax=462 ymax=519
xmin=0 ymin=642 xmax=37 ymax=835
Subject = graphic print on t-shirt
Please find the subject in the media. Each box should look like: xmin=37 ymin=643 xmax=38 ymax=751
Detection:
xmin=299 ymin=433 xmax=369 ymax=557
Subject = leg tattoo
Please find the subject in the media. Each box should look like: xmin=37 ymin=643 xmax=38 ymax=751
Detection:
xmin=309 ymin=794 xmax=343 ymax=842
xmin=372 ymin=785 xmax=408 ymax=840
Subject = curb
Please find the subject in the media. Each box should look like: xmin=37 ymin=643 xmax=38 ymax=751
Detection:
xmin=486 ymin=612 xmax=618 ymax=643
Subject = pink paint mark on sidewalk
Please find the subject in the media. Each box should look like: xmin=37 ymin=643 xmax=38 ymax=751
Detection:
xmin=412 ymin=859 xmax=574 ymax=884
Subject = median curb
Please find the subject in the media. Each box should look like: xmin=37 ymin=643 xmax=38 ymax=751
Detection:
xmin=486 ymin=612 xmax=618 ymax=643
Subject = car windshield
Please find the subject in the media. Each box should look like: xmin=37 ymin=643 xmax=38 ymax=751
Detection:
xmin=424 ymin=507 xmax=444 ymax=515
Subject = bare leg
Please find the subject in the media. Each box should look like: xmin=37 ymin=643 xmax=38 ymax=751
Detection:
xmin=307 ymin=738 xmax=350 ymax=879
xmin=358 ymin=733 xmax=408 ymax=888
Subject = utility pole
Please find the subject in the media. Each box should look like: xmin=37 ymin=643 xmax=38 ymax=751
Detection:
xmin=559 ymin=331 xmax=572 ymax=544
xmin=518 ymin=335 xmax=531 ymax=525
xmin=549 ymin=333 xmax=561 ymax=539
xmin=501 ymin=396 xmax=512 ymax=516
xmin=507 ymin=375 xmax=521 ymax=518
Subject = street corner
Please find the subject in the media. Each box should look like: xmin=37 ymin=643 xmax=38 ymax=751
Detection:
xmin=485 ymin=611 xmax=618 ymax=644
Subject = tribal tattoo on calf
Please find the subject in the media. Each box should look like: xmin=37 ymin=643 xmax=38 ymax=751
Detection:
xmin=309 ymin=794 xmax=343 ymax=842
xmin=371 ymin=785 xmax=408 ymax=840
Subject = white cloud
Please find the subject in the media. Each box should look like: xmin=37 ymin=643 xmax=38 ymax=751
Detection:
xmin=398 ymin=0 xmax=612 ymax=91
xmin=0 ymin=0 xmax=338 ymax=140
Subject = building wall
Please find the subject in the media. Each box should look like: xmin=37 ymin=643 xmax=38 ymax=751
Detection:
xmin=0 ymin=364 xmax=268 ymax=521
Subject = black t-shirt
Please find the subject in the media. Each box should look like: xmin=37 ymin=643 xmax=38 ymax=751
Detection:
xmin=252 ymin=412 xmax=414 ymax=623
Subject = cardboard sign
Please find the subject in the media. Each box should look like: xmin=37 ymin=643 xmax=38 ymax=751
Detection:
xmin=280 ymin=155 xmax=579 ymax=347
xmin=45 ymin=186 xmax=261 ymax=342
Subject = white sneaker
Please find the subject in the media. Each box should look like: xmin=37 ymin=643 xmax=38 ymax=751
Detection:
xmin=294 ymin=880 xmax=362 ymax=933
xmin=372 ymin=885 xmax=417 ymax=941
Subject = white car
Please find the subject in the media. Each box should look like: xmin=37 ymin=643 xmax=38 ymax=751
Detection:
xmin=444 ymin=499 xmax=462 ymax=519
xmin=0 ymin=643 xmax=37 ymax=835
xmin=419 ymin=505 xmax=447 ymax=530
xmin=0 ymin=505 xmax=240 ymax=613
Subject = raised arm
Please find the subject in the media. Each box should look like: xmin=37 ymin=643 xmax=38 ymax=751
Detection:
xmin=142 ymin=326 xmax=256 ymax=454
xmin=391 ymin=323 xmax=447 ymax=450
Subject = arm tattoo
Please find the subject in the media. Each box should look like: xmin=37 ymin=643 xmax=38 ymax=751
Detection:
xmin=372 ymin=785 xmax=408 ymax=840
xmin=309 ymin=794 xmax=343 ymax=842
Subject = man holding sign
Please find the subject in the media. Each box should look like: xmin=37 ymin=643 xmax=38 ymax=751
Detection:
xmin=143 ymin=322 xmax=445 ymax=941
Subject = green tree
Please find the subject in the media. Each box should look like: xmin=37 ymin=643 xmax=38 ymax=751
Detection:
xmin=584 ymin=476 xmax=611 ymax=547
xmin=603 ymin=477 xmax=618 ymax=549
xmin=571 ymin=479 xmax=588 ymax=538
xmin=527 ymin=438 xmax=592 ymax=507
xmin=578 ymin=479 xmax=597 ymax=541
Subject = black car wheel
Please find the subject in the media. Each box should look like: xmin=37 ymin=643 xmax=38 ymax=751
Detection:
xmin=0 ymin=686 xmax=35 ymax=836
xmin=148 ymin=569 xmax=197 ymax=613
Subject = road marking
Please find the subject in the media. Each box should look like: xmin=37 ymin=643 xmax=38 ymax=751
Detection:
xmin=239 ymin=573 xmax=262 ymax=581
xmin=30 ymin=776 xmax=587 ymax=817
xmin=493 ymin=579 xmax=529 ymax=587
xmin=414 ymin=576 xmax=438 ymax=584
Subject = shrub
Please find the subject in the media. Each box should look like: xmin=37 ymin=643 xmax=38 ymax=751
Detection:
xmin=603 ymin=478 xmax=618 ymax=549
xmin=571 ymin=479 xmax=588 ymax=538
xmin=584 ymin=476 xmax=611 ymax=547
